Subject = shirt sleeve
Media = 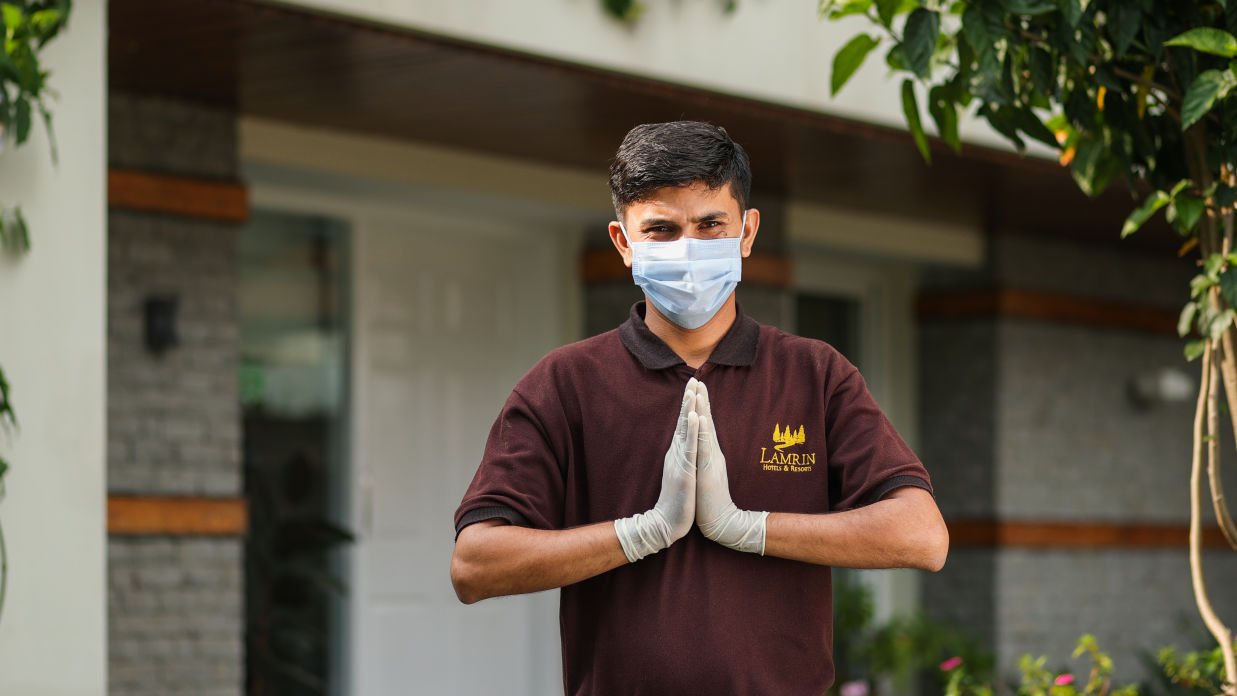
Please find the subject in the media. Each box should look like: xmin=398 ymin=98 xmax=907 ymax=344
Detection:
xmin=453 ymin=386 xmax=568 ymax=538
xmin=825 ymin=363 xmax=932 ymax=511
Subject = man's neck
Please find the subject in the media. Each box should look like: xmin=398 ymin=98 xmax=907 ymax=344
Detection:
xmin=644 ymin=295 xmax=737 ymax=369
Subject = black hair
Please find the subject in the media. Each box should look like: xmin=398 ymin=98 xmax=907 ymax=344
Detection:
xmin=608 ymin=121 xmax=752 ymax=220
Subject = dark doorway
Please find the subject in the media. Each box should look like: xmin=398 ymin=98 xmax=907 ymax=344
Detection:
xmin=239 ymin=210 xmax=351 ymax=696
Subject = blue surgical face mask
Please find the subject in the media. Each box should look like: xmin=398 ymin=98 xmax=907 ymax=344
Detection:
xmin=620 ymin=212 xmax=746 ymax=330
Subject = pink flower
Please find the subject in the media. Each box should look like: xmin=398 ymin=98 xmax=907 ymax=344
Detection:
xmin=1055 ymin=674 xmax=1075 ymax=686
xmin=840 ymin=681 xmax=869 ymax=696
xmin=940 ymin=657 xmax=963 ymax=671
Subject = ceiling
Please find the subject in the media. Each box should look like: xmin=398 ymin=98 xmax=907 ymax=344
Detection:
xmin=108 ymin=0 xmax=1177 ymax=249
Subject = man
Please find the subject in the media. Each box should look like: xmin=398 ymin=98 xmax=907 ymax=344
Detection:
xmin=451 ymin=121 xmax=948 ymax=695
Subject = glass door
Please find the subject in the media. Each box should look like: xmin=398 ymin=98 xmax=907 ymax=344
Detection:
xmin=238 ymin=210 xmax=351 ymax=696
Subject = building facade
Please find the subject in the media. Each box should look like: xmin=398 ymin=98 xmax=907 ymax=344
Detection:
xmin=1 ymin=1 xmax=1235 ymax=694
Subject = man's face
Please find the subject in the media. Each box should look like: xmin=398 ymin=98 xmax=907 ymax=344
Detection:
xmin=608 ymin=182 xmax=760 ymax=268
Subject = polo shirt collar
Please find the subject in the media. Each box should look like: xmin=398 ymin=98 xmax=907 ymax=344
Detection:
xmin=619 ymin=301 xmax=760 ymax=370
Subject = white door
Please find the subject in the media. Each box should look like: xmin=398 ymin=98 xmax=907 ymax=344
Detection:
xmin=350 ymin=207 xmax=567 ymax=695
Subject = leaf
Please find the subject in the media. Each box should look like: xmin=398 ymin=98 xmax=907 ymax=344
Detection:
xmin=1179 ymin=302 xmax=1199 ymax=337
xmin=38 ymin=102 xmax=56 ymax=165
xmin=928 ymin=85 xmax=961 ymax=152
xmin=1013 ymin=108 xmax=1059 ymax=148
xmin=601 ymin=0 xmax=644 ymax=21
xmin=1028 ymin=46 xmax=1054 ymax=97
xmin=1220 ymin=269 xmax=1237 ymax=310
xmin=1186 ymin=339 xmax=1207 ymax=360
xmin=14 ymin=97 xmax=30 ymax=145
xmin=1169 ymin=194 xmax=1205 ymax=234
xmin=0 ymin=4 xmax=22 ymax=32
xmin=1110 ymin=2 xmax=1141 ymax=56
xmin=829 ymin=0 xmax=876 ymax=19
xmin=902 ymin=9 xmax=940 ymax=78
xmin=902 ymin=79 xmax=931 ymax=162
xmin=1070 ymin=136 xmax=1120 ymax=196
xmin=1181 ymin=69 xmax=1237 ymax=129
xmin=1192 ymin=273 xmax=1217 ymax=298
xmin=876 ymin=0 xmax=902 ymax=28
xmin=962 ymin=1 xmax=1003 ymax=66
xmin=1055 ymin=0 xmax=1081 ymax=27
xmin=13 ymin=207 xmax=28 ymax=253
xmin=1121 ymin=190 xmax=1169 ymax=237
xmin=1165 ymin=28 xmax=1237 ymax=58
xmin=982 ymin=104 xmax=1026 ymax=151
xmin=1206 ymin=308 xmax=1234 ymax=340
xmin=1205 ymin=253 xmax=1225 ymax=278
xmin=832 ymin=34 xmax=881 ymax=95
xmin=1217 ymin=182 xmax=1237 ymax=208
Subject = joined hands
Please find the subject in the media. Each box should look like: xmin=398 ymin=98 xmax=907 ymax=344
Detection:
xmin=614 ymin=377 xmax=769 ymax=562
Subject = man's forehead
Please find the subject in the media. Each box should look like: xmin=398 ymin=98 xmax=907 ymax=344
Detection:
xmin=627 ymin=183 xmax=742 ymax=219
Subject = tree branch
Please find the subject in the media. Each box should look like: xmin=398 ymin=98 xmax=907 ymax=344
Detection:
xmin=1194 ymin=343 xmax=1237 ymax=695
xmin=1111 ymin=65 xmax=1183 ymax=102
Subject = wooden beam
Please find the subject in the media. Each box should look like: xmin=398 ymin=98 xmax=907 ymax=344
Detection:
xmin=108 ymin=168 xmax=249 ymax=223
xmin=108 ymin=495 xmax=248 ymax=536
xmin=580 ymin=248 xmax=793 ymax=288
xmin=948 ymin=519 xmax=1231 ymax=550
xmin=917 ymin=288 xmax=1179 ymax=335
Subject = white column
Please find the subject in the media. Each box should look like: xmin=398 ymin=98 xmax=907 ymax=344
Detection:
xmin=0 ymin=1 xmax=108 ymax=694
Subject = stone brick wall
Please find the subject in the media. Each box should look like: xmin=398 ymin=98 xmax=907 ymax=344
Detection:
xmin=107 ymin=92 xmax=243 ymax=696
xmin=107 ymin=210 xmax=240 ymax=495
xmin=920 ymin=229 xmax=1237 ymax=684
xmin=108 ymin=539 xmax=244 ymax=696
xmin=996 ymin=549 xmax=1237 ymax=679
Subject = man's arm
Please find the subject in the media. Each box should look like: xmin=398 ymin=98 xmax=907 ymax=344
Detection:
xmin=451 ymin=378 xmax=703 ymax=604
xmin=693 ymin=380 xmax=948 ymax=570
xmin=450 ymin=519 xmax=628 ymax=604
xmin=763 ymin=486 xmax=948 ymax=571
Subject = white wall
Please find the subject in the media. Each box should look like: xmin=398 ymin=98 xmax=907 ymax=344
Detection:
xmin=269 ymin=0 xmax=1035 ymax=153
xmin=0 ymin=1 xmax=107 ymax=694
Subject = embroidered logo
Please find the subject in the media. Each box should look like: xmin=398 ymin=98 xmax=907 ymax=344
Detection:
xmin=760 ymin=424 xmax=816 ymax=472
xmin=772 ymin=424 xmax=805 ymax=451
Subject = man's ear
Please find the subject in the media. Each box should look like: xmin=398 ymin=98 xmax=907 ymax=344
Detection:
xmin=608 ymin=221 xmax=634 ymax=268
xmin=740 ymin=208 xmax=760 ymax=258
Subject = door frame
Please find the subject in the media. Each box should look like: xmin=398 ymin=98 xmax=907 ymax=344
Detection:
xmin=246 ymin=159 xmax=586 ymax=695
xmin=791 ymin=245 xmax=922 ymax=625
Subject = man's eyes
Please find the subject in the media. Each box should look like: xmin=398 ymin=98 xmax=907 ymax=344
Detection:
xmin=641 ymin=221 xmax=731 ymax=237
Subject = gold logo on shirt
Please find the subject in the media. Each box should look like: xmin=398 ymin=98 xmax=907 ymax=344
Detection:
xmin=772 ymin=424 xmax=805 ymax=451
xmin=760 ymin=424 xmax=815 ymax=472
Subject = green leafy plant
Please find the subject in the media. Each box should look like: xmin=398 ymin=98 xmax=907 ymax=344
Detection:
xmin=1 ymin=0 xmax=70 ymax=251
xmin=1157 ymin=642 xmax=1237 ymax=696
xmin=828 ymin=572 xmax=993 ymax=696
xmin=0 ymin=0 xmax=71 ymax=628
xmin=819 ymin=0 xmax=1237 ymax=689
xmin=944 ymin=635 xmax=1140 ymax=696
xmin=598 ymin=0 xmax=737 ymax=23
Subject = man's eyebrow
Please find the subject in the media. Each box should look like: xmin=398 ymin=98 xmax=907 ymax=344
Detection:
xmin=639 ymin=217 xmax=680 ymax=228
xmin=692 ymin=211 xmax=730 ymax=223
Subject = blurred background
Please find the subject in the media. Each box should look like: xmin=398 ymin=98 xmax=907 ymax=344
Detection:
xmin=0 ymin=0 xmax=1235 ymax=694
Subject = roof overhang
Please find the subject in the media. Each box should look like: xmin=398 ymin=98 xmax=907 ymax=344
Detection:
xmin=108 ymin=0 xmax=1175 ymax=249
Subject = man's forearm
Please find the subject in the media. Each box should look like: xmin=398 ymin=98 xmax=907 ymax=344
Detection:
xmin=450 ymin=519 xmax=628 ymax=604
xmin=763 ymin=487 xmax=949 ymax=571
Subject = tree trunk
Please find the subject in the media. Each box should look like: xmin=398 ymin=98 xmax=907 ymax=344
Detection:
xmin=1195 ymin=343 xmax=1237 ymax=695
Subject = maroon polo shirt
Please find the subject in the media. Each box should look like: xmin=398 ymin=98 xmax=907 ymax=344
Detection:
xmin=454 ymin=302 xmax=932 ymax=696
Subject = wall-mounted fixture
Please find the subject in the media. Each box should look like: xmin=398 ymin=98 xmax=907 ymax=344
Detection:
xmin=144 ymin=294 xmax=179 ymax=355
xmin=1128 ymin=366 xmax=1195 ymax=410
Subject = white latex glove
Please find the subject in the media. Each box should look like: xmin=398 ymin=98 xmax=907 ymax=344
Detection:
xmin=694 ymin=380 xmax=769 ymax=555
xmin=614 ymin=378 xmax=700 ymax=562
